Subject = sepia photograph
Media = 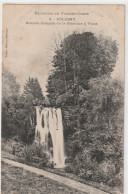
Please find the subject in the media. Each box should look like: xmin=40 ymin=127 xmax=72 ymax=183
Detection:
xmin=1 ymin=4 xmax=125 ymax=194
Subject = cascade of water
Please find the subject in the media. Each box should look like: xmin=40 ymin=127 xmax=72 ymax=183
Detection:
xmin=35 ymin=107 xmax=65 ymax=168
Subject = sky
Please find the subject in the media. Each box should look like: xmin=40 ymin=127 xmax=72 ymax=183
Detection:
xmin=2 ymin=4 xmax=124 ymax=95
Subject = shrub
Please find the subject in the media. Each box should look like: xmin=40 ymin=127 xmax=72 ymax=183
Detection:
xmin=23 ymin=142 xmax=49 ymax=167
xmin=98 ymin=160 xmax=116 ymax=180
xmin=2 ymin=137 xmax=25 ymax=155
xmin=65 ymin=164 xmax=74 ymax=173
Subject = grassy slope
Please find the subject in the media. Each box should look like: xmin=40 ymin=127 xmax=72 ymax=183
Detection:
xmin=1 ymin=161 xmax=86 ymax=194
xmin=2 ymin=151 xmax=122 ymax=194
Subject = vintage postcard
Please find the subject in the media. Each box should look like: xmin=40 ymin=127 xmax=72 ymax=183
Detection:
xmin=2 ymin=4 xmax=124 ymax=194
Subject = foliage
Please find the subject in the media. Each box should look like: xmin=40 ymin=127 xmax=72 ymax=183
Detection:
xmin=1 ymin=137 xmax=25 ymax=162
xmin=23 ymin=77 xmax=44 ymax=105
xmin=2 ymin=68 xmax=20 ymax=138
xmin=47 ymin=32 xmax=118 ymax=105
xmin=19 ymin=77 xmax=45 ymax=144
xmin=46 ymin=31 xmax=120 ymax=155
xmin=46 ymin=31 xmax=123 ymax=190
xmin=66 ymin=77 xmax=123 ymax=190
xmin=2 ymin=31 xmax=123 ymax=191
xmin=2 ymin=67 xmax=20 ymax=99
xmin=2 ymin=138 xmax=49 ymax=168
xmin=23 ymin=142 xmax=49 ymax=167
xmin=2 ymin=68 xmax=44 ymax=144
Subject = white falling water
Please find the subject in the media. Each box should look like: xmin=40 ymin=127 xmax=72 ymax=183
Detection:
xmin=35 ymin=107 xmax=65 ymax=168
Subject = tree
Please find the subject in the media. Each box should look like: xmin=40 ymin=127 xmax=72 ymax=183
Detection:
xmin=70 ymin=77 xmax=124 ymax=185
xmin=47 ymin=32 xmax=118 ymax=105
xmin=79 ymin=76 xmax=123 ymax=147
xmin=19 ymin=77 xmax=45 ymax=144
xmin=46 ymin=32 xmax=123 ymax=189
xmin=2 ymin=71 xmax=44 ymax=144
xmin=23 ymin=77 xmax=44 ymax=105
xmin=2 ymin=67 xmax=20 ymax=137
xmin=46 ymin=32 xmax=118 ymax=137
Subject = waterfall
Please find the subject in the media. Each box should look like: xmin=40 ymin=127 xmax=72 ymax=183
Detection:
xmin=35 ymin=107 xmax=65 ymax=168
